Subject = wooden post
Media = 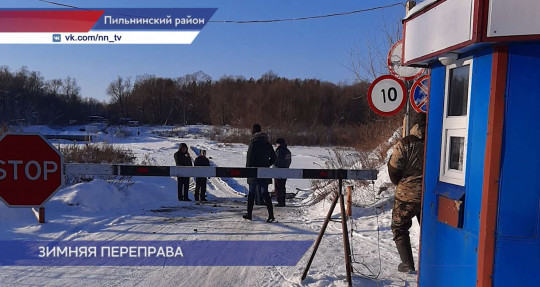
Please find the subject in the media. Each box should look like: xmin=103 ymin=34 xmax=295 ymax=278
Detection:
xmin=346 ymin=185 xmax=353 ymax=217
xmin=32 ymin=207 xmax=45 ymax=223
xmin=339 ymin=178 xmax=353 ymax=286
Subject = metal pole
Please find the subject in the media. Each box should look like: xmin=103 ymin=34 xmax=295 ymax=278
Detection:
xmin=405 ymin=80 xmax=411 ymax=137
xmin=406 ymin=1 xmax=417 ymax=12
xmin=339 ymin=178 xmax=353 ymax=286
xmin=404 ymin=0 xmax=416 ymax=138
xmin=301 ymin=189 xmax=340 ymax=281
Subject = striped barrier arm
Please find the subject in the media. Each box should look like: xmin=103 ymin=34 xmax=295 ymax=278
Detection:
xmin=65 ymin=164 xmax=377 ymax=180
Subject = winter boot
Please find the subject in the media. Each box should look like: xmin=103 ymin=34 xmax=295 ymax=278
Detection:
xmin=243 ymin=214 xmax=252 ymax=220
xmin=264 ymin=190 xmax=275 ymax=223
xmin=395 ymin=237 xmax=415 ymax=272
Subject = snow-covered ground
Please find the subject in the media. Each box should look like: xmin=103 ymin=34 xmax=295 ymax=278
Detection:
xmin=0 ymin=125 xmax=419 ymax=286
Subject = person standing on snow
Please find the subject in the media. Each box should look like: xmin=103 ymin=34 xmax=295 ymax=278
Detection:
xmin=243 ymin=124 xmax=276 ymax=222
xmin=273 ymin=138 xmax=292 ymax=207
xmin=194 ymin=149 xmax=210 ymax=202
xmin=174 ymin=143 xmax=193 ymax=201
xmin=387 ymin=113 xmax=426 ymax=273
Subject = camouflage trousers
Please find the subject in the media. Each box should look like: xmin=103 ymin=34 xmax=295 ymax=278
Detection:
xmin=391 ymin=198 xmax=421 ymax=241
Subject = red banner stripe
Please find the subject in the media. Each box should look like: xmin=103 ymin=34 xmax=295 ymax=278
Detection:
xmin=0 ymin=11 xmax=104 ymax=32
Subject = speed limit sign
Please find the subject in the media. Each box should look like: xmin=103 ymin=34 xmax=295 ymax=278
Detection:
xmin=367 ymin=75 xmax=406 ymax=116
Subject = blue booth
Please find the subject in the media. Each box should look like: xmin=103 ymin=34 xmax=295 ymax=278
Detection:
xmin=403 ymin=1 xmax=540 ymax=286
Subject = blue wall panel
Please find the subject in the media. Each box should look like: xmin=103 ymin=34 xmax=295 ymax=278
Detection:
xmin=419 ymin=48 xmax=492 ymax=287
xmin=494 ymin=42 xmax=540 ymax=286
xmin=495 ymin=239 xmax=540 ymax=285
xmin=497 ymin=43 xmax=540 ymax=238
xmin=464 ymin=50 xmax=492 ymax=234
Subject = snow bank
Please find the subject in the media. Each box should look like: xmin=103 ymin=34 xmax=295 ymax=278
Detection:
xmin=51 ymin=178 xmax=175 ymax=213
xmin=55 ymin=179 xmax=126 ymax=212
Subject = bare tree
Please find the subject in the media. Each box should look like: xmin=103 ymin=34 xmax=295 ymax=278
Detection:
xmin=107 ymin=76 xmax=132 ymax=117
xmin=45 ymin=79 xmax=63 ymax=95
xmin=349 ymin=15 xmax=402 ymax=82
xmin=347 ymin=14 xmax=405 ymax=126
xmin=61 ymin=76 xmax=81 ymax=99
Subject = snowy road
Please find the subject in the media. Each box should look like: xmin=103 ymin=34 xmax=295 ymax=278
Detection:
xmin=1 ymin=199 xmax=417 ymax=287
xmin=0 ymin=126 xmax=418 ymax=286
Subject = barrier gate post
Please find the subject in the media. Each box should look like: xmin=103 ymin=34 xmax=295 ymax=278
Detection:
xmin=301 ymin=176 xmax=353 ymax=287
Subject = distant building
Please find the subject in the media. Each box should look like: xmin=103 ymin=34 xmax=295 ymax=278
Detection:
xmin=85 ymin=115 xmax=108 ymax=132
xmin=119 ymin=117 xmax=139 ymax=127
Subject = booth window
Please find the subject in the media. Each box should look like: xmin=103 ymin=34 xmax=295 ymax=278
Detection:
xmin=440 ymin=58 xmax=472 ymax=186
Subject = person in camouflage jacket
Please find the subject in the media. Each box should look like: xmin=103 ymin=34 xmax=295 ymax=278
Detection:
xmin=388 ymin=113 xmax=426 ymax=273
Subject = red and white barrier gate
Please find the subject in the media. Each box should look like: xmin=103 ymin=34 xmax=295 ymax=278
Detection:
xmin=64 ymin=163 xmax=377 ymax=180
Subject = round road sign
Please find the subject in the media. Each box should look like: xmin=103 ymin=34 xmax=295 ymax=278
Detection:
xmin=387 ymin=40 xmax=425 ymax=81
xmin=0 ymin=134 xmax=64 ymax=207
xmin=368 ymin=75 xmax=406 ymax=116
xmin=410 ymin=75 xmax=430 ymax=113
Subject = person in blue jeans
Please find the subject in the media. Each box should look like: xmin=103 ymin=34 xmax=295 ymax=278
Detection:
xmin=243 ymin=124 xmax=276 ymax=223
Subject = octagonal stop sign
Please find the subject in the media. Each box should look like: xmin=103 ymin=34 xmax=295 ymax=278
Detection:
xmin=0 ymin=134 xmax=64 ymax=207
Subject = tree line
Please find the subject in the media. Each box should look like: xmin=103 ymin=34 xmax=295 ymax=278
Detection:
xmin=0 ymin=66 xmax=399 ymax=146
xmin=108 ymin=70 xmax=382 ymax=129
xmin=0 ymin=66 xmax=105 ymax=125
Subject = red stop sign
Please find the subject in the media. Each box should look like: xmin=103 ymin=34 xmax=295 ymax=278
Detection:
xmin=0 ymin=134 xmax=64 ymax=207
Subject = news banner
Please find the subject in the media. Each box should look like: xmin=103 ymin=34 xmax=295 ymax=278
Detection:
xmin=0 ymin=8 xmax=217 ymax=44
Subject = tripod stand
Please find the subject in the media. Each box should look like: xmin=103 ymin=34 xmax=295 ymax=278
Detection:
xmin=301 ymin=177 xmax=353 ymax=287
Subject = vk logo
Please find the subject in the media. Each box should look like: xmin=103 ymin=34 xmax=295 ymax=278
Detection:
xmin=52 ymin=34 xmax=61 ymax=42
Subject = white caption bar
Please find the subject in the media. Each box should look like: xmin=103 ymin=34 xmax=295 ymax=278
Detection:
xmin=0 ymin=31 xmax=199 ymax=44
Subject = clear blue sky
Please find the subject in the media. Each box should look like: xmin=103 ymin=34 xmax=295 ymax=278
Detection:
xmin=0 ymin=0 xmax=406 ymax=101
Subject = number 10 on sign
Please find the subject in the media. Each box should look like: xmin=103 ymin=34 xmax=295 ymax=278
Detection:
xmin=367 ymin=75 xmax=406 ymax=116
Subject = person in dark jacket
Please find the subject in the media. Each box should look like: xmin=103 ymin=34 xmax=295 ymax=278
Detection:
xmin=174 ymin=143 xmax=193 ymax=201
xmin=243 ymin=124 xmax=277 ymax=222
xmin=387 ymin=113 xmax=426 ymax=273
xmin=273 ymin=138 xmax=292 ymax=207
xmin=194 ymin=149 xmax=210 ymax=202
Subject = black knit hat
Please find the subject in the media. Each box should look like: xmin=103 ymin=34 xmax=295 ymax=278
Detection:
xmin=252 ymin=124 xmax=262 ymax=134
xmin=276 ymin=138 xmax=286 ymax=145
xmin=179 ymin=143 xmax=188 ymax=152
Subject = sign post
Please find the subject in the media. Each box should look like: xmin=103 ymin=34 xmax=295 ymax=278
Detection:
xmin=387 ymin=39 xmax=427 ymax=134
